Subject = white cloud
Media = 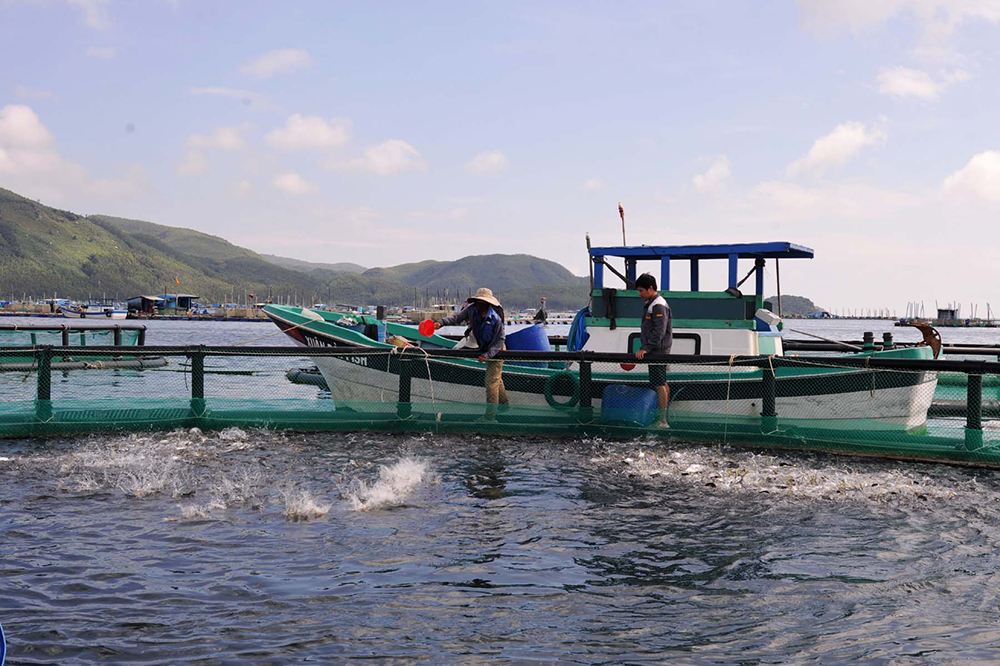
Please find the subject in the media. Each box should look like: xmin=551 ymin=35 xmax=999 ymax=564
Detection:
xmin=786 ymin=121 xmax=885 ymax=177
xmin=228 ymin=179 xmax=253 ymax=198
xmin=877 ymin=66 xmax=940 ymax=99
xmin=265 ymin=114 xmax=351 ymax=151
xmin=0 ymin=105 xmax=79 ymax=181
xmin=306 ymin=204 xmax=378 ymax=230
xmin=186 ymin=125 xmax=248 ymax=151
xmin=68 ymin=0 xmax=110 ymax=30
xmin=242 ymin=49 xmax=312 ymax=79
xmin=14 ymin=85 xmax=58 ymax=101
xmin=797 ymin=0 xmax=1000 ymax=37
xmin=798 ymin=1 xmax=1000 ymax=65
xmin=0 ymin=104 xmax=150 ymax=205
xmin=465 ymin=150 xmax=509 ymax=175
xmin=272 ymin=172 xmax=318 ymax=195
xmin=326 ymin=140 xmax=426 ymax=176
xmin=189 ymin=87 xmax=265 ymax=108
xmin=942 ymin=151 xmax=1000 ymax=203
xmin=582 ymin=178 xmax=604 ymax=191
xmin=876 ymin=66 xmax=971 ymax=99
xmin=747 ymin=179 xmax=922 ymax=221
xmin=692 ymin=156 xmax=731 ymax=192
xmin=91 ymin=164 xmax=151 ymax=198
xmin=0 ymin=105 xmax=55 ymax=148
xmin=946 ymin=69 xmax=972 ymax=84
xmin=177 ymin=151 xmax=208 ymax=176
xmin=85 ymin=46 xmax=116 ymax=59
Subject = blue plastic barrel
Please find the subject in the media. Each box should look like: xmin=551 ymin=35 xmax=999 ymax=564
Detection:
xmin=600 ymin=384 xmax=659 ymax=426
xmin=505 ymin=324 xmax=551 ymax=367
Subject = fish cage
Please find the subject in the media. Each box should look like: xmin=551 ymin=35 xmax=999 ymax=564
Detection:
xmin=0 ymin=324 xmax=165 ymax=371
xmin=2 ymin=344 xmax=1000 ymax=467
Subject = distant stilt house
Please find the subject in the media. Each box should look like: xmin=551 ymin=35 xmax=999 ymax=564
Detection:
xmin=126 ymin=294 xmax=199 ymax=315
xmin=126 ymin=295 xmax=166 ymax=314
xmin=936 ymin=307 xmax=959 ymax=321
xmin=158 ymin=294 xmax=200 ymax=314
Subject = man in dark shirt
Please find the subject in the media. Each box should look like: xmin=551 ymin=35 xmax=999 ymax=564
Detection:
xmin=634 ymin=273 xmax=672 ymax=427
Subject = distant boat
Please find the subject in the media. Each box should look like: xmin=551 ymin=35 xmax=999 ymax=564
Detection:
xmin=61 ymin=304 xmax=128 ymax=319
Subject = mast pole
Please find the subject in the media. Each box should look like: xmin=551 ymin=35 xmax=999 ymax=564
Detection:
xmin=618 ymin=202 xmax=626 ymax=246
xmin=775 ymin=258 xmax=783 ymax=318
xmin=586 ymin=233 xmax=594 ymax=292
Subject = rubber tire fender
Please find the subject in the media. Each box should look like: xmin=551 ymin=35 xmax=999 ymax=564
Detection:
xmin=544 ymin=370 xmax=580 ymax=410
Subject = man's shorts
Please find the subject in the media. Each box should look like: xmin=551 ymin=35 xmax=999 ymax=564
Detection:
xmin=648 ymin=364 xmax=669 ymax=387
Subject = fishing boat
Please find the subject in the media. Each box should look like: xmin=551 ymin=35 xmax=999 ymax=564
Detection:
xmin=62 ymin=303 xmax=128 ymax=319
xmin=264 ymin=242 xmax=937 ymax=432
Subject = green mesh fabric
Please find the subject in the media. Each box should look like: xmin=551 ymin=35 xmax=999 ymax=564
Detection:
xmin=0 ymin=328 xmax=140 ymax=347
xmin=3 ymin=345 xmax=1000 ymax=467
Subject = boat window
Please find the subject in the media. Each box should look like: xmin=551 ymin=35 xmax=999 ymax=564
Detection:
xmin=627 ymin=332 xmax=701 ymax=355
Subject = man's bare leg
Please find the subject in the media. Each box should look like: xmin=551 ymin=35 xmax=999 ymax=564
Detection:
xmin=656 ymin=384 xmax=670 ymax=427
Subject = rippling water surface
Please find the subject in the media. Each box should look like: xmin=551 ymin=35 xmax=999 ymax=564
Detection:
xmin=6 ymin=429 xmax=1000 ymax=664
xmin=3 ymin=318 xmax=1000 ymax=664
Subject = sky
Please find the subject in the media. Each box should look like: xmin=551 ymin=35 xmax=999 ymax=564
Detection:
xmin=2 ymin=0 xmax=1000 ymax=313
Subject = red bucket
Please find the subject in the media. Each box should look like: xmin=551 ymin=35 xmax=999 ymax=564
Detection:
xmin=418 ymin=319 xmax=435 ymax=337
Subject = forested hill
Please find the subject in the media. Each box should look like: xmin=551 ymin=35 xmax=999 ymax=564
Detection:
xmin=0 ymin=186 xmax=589 ymax=309
xmin=763 ymin=294 xmax=825 ymax=317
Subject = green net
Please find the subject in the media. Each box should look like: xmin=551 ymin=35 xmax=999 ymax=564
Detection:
xmin=0 ymin=327 xmax=144 ymax=368
xmin=0 ymin=327 xmax=141 ymax=347
xmin=3 ymin=344 xmax=1000 ymax=467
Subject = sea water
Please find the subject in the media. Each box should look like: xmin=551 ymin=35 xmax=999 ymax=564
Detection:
xmin=3 ymin=318 xmax=1000 ymax=664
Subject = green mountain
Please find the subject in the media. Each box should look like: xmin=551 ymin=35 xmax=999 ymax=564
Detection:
xmin=0 ymin=186 xmax=589 ymax=310
xmin=764 ymin=294 xmax=824 ymax=317
xmin=364 ymin=254 xmax=586 ymax=292
xmin=0 ymin=187 xmax=232 ymax=300
xmin=261 ymin=254 xmax=367 ymax=274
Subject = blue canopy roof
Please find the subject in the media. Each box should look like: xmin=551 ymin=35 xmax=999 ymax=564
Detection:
xmin=588 ymin=242 xmax=814 ymax=294
xmin=589 ymin=241 xmax=814 ymax=260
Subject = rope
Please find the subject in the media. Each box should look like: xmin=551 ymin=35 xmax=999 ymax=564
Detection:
xmin=380 ymin=346 xmax=437 ymax=416
xmin=723 ymin=354 xmax=736 ymax=442
xmin=763 ymin=354 xmax=781 ymax=436
xmin=400 ymin=345 xmax=436 ymax=403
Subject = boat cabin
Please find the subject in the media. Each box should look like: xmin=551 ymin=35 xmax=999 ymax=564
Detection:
xmin=584 ymin=241 xmax=814 ymax=357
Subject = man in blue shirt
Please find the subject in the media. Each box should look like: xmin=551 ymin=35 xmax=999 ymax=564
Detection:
xmin=435 ymin=287 xmax=507 ymax=417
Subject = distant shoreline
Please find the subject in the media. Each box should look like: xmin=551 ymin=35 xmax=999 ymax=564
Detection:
xmin=0 ymin=312 xmax=271 ymax=323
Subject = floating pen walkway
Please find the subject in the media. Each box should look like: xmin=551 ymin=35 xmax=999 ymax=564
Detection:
xmin=2 ymin=344 xmax=1000 ymax=467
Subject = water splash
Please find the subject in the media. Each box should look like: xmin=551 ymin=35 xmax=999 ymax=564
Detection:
xmin=341 ymin=457 xmax=431 ymax=511
xmin=598 ymin=442 xmax=992 ymax=505
xmin=177 ymin=504 xmax=212 ymax=521
xmin=56 ymin=433 xmax=190 ymax=498
xmin=281 ymin=487 xmax=331 ymax=521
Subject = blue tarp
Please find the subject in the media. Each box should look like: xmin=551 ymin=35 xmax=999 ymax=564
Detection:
xmin=568 ymin=307 xmax=590 ymax=352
